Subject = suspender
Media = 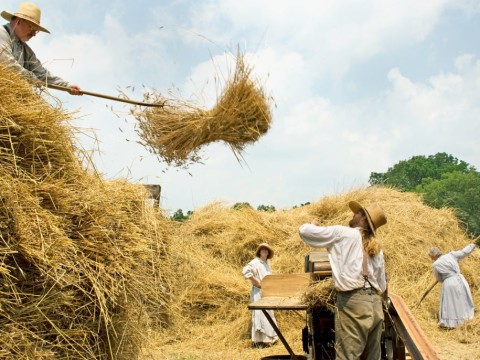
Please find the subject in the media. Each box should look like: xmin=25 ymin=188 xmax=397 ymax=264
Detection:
xmin=362 ymin=246 xmax=374 ymax=289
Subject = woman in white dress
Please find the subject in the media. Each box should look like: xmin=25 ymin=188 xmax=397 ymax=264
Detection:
xmin=242 ymin=243 xmax=278 ymax=347
xmin=428 ymin=243 xmax=476 ymax=328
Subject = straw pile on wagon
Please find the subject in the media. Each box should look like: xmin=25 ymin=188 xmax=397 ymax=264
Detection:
xmin=132 ymin=54 xmax=272 ymax=167
xmin=149 ymin=187 xmax=480 ymax=360
xmin=0 ymin=65 xmax=173 ymax=359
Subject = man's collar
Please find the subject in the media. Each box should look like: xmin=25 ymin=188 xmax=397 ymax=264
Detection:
xmin=4 ymin=23 xmax=19 ymax=41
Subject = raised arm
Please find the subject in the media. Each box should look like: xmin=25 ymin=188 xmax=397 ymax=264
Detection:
xmin=451 ymin=243 xmax=476 ymax=261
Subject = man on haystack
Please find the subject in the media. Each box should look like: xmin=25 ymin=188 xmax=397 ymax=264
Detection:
xmin=299 ymin=201 xmax=387 ymax=360
xmin=0 ymin=2 xmax=81 ymax=95
xmin=242 ymin=243 xmax=279 ymax=348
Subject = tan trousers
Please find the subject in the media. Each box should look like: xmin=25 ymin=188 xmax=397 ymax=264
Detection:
xmin=335 ymin=288 xmax=384 ymax=360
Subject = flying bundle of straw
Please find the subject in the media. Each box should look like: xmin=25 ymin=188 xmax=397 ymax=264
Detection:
xmin=134 ymin=55 xmax=272 ymax=167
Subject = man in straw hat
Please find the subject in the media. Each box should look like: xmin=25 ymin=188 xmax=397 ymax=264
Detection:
xmin=0 ymin=2 xmax=81 ymax=94
xmin=242 ymin=243 xmax=278 ymax=347
xmin=428 ymin=243 xmax=476 ymax=329
xmin=299 ymin=201 xmax=387 ymax=360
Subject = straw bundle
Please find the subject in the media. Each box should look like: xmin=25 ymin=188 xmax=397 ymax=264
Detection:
xmin=152 ymin=187 xmax=480 ymax=360
xmin=133 ymin=54 xmax=272 ymax=167
xmin=302 ymin=278 xmax=336 ymax=311
xmin=0 ymin=65 xmax=173 ymax=359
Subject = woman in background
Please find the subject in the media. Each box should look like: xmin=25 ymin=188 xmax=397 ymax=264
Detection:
xmin=242 ymin=243 xmax=278 ymax=347
xmin=428 ymin=243 xmax=476 ymax=328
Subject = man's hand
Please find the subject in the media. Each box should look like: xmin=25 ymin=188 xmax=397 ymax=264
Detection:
xmin=311 ymin=218 xmax=320 ymax=226
xmin=69 ymin=84 xmax=83 ymax=96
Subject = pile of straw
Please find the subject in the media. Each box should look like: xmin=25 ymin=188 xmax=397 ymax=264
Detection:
xmin=3 ymin=61 xmax=479 ymax=359
xmin=149 ymin=187 xmax=480 ymax=360
xmin=133 ymin=54 xmax=272 ymax=167
xmin=0 ymin=65 xmax=173 ymax=359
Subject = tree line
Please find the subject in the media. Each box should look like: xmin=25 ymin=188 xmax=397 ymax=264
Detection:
xmin=369 ymin=152 xmax=479 ymax=237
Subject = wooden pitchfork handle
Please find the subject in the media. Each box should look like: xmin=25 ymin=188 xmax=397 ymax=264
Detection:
xmin=416 ymin=280 xmax=439 ymax=307
xmin=46 ymin=83 xmax=165 ymax=108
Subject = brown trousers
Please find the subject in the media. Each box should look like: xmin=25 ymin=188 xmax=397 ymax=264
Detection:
xmin=335 ymin=288 xmax=384 ymax=360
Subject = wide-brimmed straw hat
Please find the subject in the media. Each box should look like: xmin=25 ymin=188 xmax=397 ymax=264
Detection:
xmin=1 ymin=2 xmax=50 ymax=33
xmin=255 ymin=243 xmax=274 ymax=259
xmin=349 ymin=201 xmax=387 ymax=236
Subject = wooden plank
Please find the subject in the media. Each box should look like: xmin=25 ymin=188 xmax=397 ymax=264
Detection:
xmin=248 ymin=273 xmax=310 ymax=310
xmin=308 ymin=250 xmax=329 ymax=262
xmin=248 ymin=296 xmax=308 ymax=310
xmin=313 ymin=262 xmax=331 ymax=271
xmin=389 ymin=292 xmax=440 ymax=360
xmin=313 ymin=270 xmax=332 ymax=277
xmin=261 ymin=273 xmax=311 ymax=297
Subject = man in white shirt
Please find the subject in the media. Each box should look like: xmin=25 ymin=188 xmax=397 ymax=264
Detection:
xmin=0 ymin=2 xmax=81 ymax=95
xmin=299 ymin=201 xmax=387 ymax=360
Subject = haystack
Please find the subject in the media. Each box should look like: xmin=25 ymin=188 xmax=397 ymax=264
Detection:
xmin=133 ymin=54 xmax=272 ymax=167
xmin=0 ymin=64 xmax=173 ymax=359
xmin=150 ymin=187 xmax=480 ymax=360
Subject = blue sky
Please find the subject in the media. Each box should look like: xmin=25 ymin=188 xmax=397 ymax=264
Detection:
xmin=4 ymin=0 xmax=480 ymax=213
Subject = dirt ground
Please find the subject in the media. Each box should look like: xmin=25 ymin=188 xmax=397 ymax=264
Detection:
xmin=142 ymin=336 xmax=304 ymax=360
xmin=140 ymin=317 xmax=306 ymax=360
xmin=424 ymin=327 xmax=480 ymax=360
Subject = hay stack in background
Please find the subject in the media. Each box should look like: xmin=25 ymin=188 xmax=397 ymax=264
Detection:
xmin=0 ymin=65 xmax=173 ymax=359
xmin=133 ymin=54 xmax=272 ymax=167
xmin=151 ymin=187 xmax=480 ymax=360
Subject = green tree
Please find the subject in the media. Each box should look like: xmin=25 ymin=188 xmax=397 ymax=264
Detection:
xmin=369 ymin=153 xmax=480 ymax=237
xmin=369 ymin=152 xmax=473 ymax=191
xmin=171 ymin=209 xmax=191 ymax=222
xmin=417 ymin=171 xmax=480 ymax=236
xmin=257 ymin=205 xmax=276 ymax=212
xmin=293 ymin=202 xmax=311 ymax=209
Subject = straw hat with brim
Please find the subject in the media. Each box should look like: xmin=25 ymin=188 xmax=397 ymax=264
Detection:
xmin=255 ymin=243 xmax=274 ymax=259
xmin=349 ymin=201 xmax=387 ymax=236
xmin=1 ymin=2 xmax=50 ymax=33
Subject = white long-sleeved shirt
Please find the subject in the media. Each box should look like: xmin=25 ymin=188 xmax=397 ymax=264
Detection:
xmin=242 ymin=257 xmax=271 ymax=285
xmin=299 ymin=223 xmax=386 ymax=293
xmin=0 ymin=23 xmax=70 ymax=87
xmin=433 ymin=243 xmax=476 ymax=282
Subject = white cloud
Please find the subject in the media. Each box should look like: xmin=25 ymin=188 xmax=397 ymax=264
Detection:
xmin=186 ymin=0 xmax=455 ymax=81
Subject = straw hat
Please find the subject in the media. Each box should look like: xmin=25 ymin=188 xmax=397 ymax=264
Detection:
xmin=1 ymin=2 xmax=50 ymax=33
xmin=255 ymin=243 xmax=274 ymax=259
xmin=349 ymin=201 xmax=387 ymax=236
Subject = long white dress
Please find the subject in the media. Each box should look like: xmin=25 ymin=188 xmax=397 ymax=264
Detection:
xmin=242 ymin=257 xmax=278 ymax=343
xmin=432 ymin=243 xmax=476 ymax=328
